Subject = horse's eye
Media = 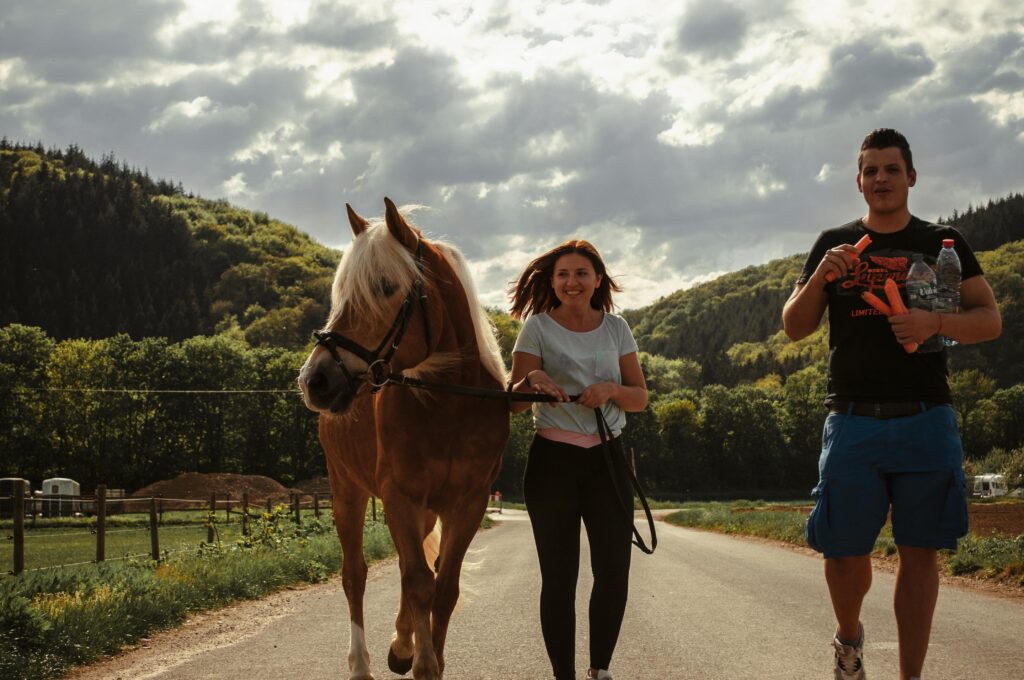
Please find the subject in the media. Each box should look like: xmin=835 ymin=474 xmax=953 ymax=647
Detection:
xmin=378 ymin=278 xmax=397 ymax=296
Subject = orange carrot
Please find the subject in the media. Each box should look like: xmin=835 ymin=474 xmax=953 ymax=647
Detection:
xmin=825 ymin=234 xmax=873 ymax=283
xmin=884 ymin=278 xmax=908 ymax=314
xmin=861 ymin=291 xmax=893 ymax=316
xmin=883 ymin=278 xmax=918 ymax=353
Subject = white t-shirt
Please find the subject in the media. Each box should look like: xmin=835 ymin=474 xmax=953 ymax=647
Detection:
xmin=512 ymin=312 xmax=639 ymax=436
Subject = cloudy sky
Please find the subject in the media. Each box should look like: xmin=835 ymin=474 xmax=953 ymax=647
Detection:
xmin=2 ymin=0 xmax=1022 ymax=309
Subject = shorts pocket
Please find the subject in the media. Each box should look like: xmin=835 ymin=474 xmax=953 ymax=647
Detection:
xmin=806 ymin=480 xmax=829 ymax=553
xmin=938 ymin=471 xmax=969 ymax=538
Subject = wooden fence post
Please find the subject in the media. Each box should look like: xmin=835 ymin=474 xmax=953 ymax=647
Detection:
xmin=371 ymin=496 xmax=377 ymax=522
xmin=293 ymin=493 xmax=301 ymax=525
xmin=208 ymin=493 xmax=216 ymax=543
xmin=313 ymin=493 xmax=320 ymax=519
xmin=149 ymin=497 xmax=160 ymax=561
xmin=266 ymin=497 xmax=272 ymax=514
xmin=13 ymin=480 xmax=25 ymax=576
xmin=96 ymin=485 xmax=106 ymax=563
xmin=158 ymin=494 xmax=164 ymax=523
xmin=242 ymin=492 xmax=250 ymax=536
xmin=225 ymin=493 xmax=231 ymax=522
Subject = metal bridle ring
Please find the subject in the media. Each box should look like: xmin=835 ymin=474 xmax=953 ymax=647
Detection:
xmin=367 ymin=359 xmax=392 ymax=388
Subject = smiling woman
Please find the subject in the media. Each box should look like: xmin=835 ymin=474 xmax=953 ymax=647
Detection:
xmin=506 ymin=239 xmax=648 ymax=680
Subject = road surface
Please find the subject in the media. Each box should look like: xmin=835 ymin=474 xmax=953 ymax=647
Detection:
xmin=72 ymin=510 xmax=1024 ymax=679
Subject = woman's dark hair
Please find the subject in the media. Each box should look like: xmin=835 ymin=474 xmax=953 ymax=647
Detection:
xmin=508 ymin=240 xmax=621 ymax=319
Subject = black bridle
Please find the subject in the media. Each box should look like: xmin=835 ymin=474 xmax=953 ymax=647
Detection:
xmin=312 ymin=241 xmax=432 ymax=393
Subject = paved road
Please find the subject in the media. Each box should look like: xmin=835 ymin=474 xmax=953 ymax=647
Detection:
xmin=73 ymin=510 xmax=1024 ymax=679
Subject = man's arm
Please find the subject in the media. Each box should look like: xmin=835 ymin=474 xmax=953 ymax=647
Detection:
xmin=888 ymin=275 xmax=1001 ymax=346
xmin=782 ymin=281 xmax=828 ymax=341
xmin=783 ymin=243 xmax=862 ymax=341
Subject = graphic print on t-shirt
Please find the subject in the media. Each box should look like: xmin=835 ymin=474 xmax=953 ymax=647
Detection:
xmin=834 ymin=248 xmax=933 ymax=318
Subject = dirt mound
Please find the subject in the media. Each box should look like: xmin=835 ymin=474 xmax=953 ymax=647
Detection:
xmin=132 ymin=473 xmax=294 ymax=508
xmin=294 ymin=476 xmax=332 ymax=495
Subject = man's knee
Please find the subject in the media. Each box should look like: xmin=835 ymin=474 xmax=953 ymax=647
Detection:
xmin=825 ymin=555 xmax=873 ymax=589
xmin=896 ymin=545 xmax=938 ymax=572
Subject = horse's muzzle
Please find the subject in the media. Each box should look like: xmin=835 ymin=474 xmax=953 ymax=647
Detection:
xmin=298 ymin=361 xmax=359 ymax=414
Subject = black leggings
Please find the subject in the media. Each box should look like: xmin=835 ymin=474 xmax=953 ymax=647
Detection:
xmin=524 ymin=434 xmax=634 ymax=680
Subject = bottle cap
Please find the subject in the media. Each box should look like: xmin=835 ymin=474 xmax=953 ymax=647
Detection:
xmin=942 ymin=238 xmax=954 ymax=248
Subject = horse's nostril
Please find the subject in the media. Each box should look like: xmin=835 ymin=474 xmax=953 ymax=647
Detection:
xmin=308 ymin=371 xmax=328 ymax=394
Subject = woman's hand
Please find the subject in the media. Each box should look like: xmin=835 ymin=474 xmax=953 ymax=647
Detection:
xmin=576 ymin=381 xmax=617 ymax=408
xmin=525 ymin=369 xmax=570 ymax=406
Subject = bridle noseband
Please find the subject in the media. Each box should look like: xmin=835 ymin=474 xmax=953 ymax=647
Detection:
xmin=313 ymin=241 xmax=432 ymax=393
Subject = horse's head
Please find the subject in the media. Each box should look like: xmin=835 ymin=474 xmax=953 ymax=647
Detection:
xmin=299 ymin=198 xmax=447 ymax=414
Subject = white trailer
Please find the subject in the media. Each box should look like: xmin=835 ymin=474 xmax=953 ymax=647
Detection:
xmin=42 ymin=477 xmax=81 ymax=516
xmin=972 ymin=473 xmax=1008 ymax=498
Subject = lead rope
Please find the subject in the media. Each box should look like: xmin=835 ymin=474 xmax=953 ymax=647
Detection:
xmin=593 ymin=407 xmax=657 ymax=554
xmin=389 ymin=375 xmax=658 ymax=554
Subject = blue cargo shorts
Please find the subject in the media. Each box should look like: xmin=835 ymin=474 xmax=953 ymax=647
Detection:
xmin=806 ymin=403 xmax=968 ymax=558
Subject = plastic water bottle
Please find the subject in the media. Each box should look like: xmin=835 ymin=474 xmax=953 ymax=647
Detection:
xmin=906 ymin=253 xmax=943 ymax=353
xmin=935 ymin=239 xmax=961 ymax=346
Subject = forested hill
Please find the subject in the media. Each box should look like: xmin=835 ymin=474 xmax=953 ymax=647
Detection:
xmin=3 ymin=140 xmax=1020 ymax=364
xmin=939 ymin=193 xmax=1024 ymax=252
xmin=625 ymin=193 xmax=1024 ymax=382
xmin=623 ymin=254 xmax=804 ymax=381
xmin=0 ymin=141 xmax=338 ymax=348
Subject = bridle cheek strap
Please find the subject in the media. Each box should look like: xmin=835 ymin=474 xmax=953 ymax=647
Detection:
xmin=312 ymin=240 xmax=432 ymax=392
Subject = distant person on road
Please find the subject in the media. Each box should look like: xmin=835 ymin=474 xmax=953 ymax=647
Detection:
xmin=507 ymin=240 xmax=648 ymax=680
xmin=782 ymin=128 xmax=1002 ymax=680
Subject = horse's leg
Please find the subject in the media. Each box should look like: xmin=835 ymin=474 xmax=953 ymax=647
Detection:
xmin=384 ymin=492 xmax=439 ymax=680
xmin=332 ymin=481 xmax=374 ymax=680
xmin=388 ymin=507 xmax=438 ymax=676
xmin=431 ymin=494 xmax=487 ymax=676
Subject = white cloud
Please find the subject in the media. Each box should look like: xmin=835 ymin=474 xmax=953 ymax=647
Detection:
xmin=222 ymin=172 xmax=253 ymax=199
xmin=658 ymin=119 xmax=723 ymax=148
xmin=146 ymin=96 xmax=214 ymax=131
xmin=0 ymin=0 xmax=1021 ymax=311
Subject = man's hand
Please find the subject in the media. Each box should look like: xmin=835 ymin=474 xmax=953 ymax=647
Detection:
xmin=810 ymin=243 xmax=862 ymax=287
xmin=888 ymin=309 xmax=939 ymax=345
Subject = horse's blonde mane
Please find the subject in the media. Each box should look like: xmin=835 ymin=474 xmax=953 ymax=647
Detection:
xmin=327 ymin=219 xmax=506 ymax=385
xmin=327 ymin=220 xmax=418 ymax=329
xmin=434 ymin=243 xmax=507 ymax=384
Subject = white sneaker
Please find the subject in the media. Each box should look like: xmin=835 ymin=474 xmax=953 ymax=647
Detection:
xmin=586 ymin=670 xmax=612 ymax=680
xmin=832 ymin=623 xmax=866 ymax=679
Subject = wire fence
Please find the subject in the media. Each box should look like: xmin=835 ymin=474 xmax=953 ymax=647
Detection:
xmin=0 ymin=481 xmax=384 ymax=577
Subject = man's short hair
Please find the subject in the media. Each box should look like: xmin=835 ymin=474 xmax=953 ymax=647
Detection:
xmin=858 ymin=128 xmax=914 ymax=174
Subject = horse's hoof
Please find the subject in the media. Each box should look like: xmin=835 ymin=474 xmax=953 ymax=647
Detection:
xmin=388 ymin=648 xmax=413 ymax=675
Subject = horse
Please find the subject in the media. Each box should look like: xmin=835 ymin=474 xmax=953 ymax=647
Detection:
xmin=298 ymin=198 xmax=510 ymax=680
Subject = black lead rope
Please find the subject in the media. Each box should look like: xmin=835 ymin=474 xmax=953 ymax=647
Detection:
xmin=386 ymin=375 xmax=658 ymax=555
xmin=593 ymin=406 xmax=657 ymax=554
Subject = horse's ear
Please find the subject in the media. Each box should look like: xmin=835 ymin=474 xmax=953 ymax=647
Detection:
xmin=384 ymin=197 xmax=418 ymax=251
xmin=346 ymin=203 xmax=368 ymax=237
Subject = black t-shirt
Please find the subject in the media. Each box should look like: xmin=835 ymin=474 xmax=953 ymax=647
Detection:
xmin=798 ymin=216 xmax=983 ymax=404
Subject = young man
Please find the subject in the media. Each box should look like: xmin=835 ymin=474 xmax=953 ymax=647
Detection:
xmin=782 ymin=128 xmax=1002 ymax=680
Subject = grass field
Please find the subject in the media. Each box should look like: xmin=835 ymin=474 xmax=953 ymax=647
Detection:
xmin=1 ymin=507 xmax=338 ymax=575
xmin=664 ymin=500 xmax=1024 ymax=585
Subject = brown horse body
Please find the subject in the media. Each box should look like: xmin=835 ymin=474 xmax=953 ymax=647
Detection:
xmin=299 ymin=199 xmax=509 ymax=680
